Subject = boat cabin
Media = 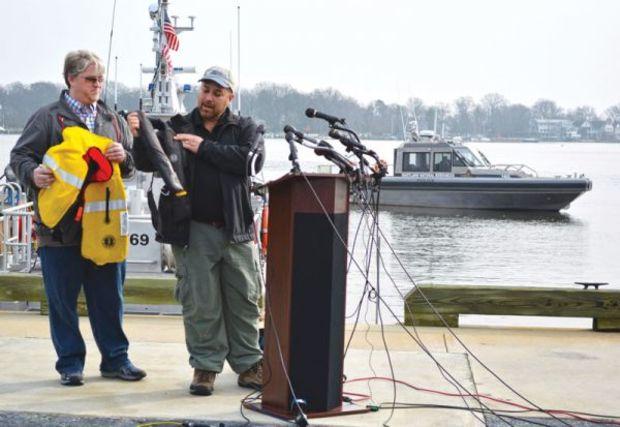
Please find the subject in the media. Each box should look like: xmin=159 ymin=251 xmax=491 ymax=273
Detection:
xmin=393 ymin=141 xmax=486 ymax=176
xmin=392 ymin=141 xmax=531 ymax=178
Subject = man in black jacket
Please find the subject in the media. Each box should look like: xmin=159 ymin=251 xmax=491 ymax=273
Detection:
xmin=128 ymin=66 xmax=263 ymax=396
xmin=10 ymin=50 xmax=145 ymax=386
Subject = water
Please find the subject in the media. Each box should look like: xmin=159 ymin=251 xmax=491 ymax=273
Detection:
xmin=3 ymin=134 xmax=619 ymax=322
xmin=260 ymin=138 xmax=620 ymax=320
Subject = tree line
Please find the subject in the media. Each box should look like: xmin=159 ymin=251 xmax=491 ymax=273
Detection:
xmin=2 ymin=81 xmax=619 ymax=140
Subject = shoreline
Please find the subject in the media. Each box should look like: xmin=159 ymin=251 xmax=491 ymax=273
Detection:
xmin=4 ymin=132 xmax=620 ymax=144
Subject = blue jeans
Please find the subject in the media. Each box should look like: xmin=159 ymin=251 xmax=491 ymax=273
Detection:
xmin=39 ymin=246 xmax=129 ymax=374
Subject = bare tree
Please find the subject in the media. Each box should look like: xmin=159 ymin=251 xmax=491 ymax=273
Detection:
xmin=531 ymin=99 xmax=563 ymax=119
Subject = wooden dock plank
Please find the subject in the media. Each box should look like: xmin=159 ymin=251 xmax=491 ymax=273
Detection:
xmin=0 ymin=274 xmax=43 ymax=301
xmin=0 ymin=273 xmax=178 ymax=315
xmin=405 ymin=284 xmax=620 ymax=331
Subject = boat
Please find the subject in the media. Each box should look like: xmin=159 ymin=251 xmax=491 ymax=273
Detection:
xmin=379 ymin=138 xmax=592 ymax=211
xmin=121 ymin=0 xmax=196 ymax=274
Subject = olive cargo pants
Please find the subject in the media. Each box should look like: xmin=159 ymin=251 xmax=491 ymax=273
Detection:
xmin=172 ymin=221 xmax=263 ymax=373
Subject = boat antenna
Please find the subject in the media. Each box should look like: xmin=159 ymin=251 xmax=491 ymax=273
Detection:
xmin=236 ymin=4 xmax=241 ymax=115
xmin=103 ymin=0 xmax=118 ymax=104
xmin=229 ymin=30 xmax=233 ymax=75
xmin=408 ymin=106 xmax=420 ymax=142
xmin=114 ymin=56 xmax=119 ymax=111
xmin=139 ymin=63 xmax=143 ymax=111
xmin=399 ymin=107 xmax=407 ymax=142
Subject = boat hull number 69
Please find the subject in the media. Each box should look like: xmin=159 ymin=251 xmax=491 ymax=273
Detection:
xmin=130 ymin=233 xmax=150 ymax=246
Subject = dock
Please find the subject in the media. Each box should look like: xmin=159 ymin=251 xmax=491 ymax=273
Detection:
xmin=1 ymin=309 xmax=620 ymax=426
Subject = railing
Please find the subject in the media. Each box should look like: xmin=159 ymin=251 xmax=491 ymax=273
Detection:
xmin=1 ymin=182 xmax=34 ymax=273
xmin=493 ymin=163 xmax=539 ymax=177
xmin=2 ymin=202 xmax=34 ymax=272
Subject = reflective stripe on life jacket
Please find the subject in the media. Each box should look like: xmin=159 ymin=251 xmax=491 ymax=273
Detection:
xmin=83 ymin=198 xmax=128 ymax=213
xmin=81 ymin=172 xmax=128 ymax=266
xmin=38 ymin=126 xmax=128 ymax=265
xmin=42 ymin=154 xmax=85 ymax=189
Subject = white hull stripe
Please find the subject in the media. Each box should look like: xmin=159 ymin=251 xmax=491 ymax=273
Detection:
xmin=83 ymin=199 xmax=128 ymax=213
xmin=42 ymin=154 xmax=84 ymax=189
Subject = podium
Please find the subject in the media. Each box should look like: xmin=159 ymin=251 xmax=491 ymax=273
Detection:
xmin=247 ymin=173 xmax=367 ymax=419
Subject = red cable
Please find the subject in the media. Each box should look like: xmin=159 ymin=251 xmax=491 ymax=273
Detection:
xmin=342 ymin=390 xmax=371 ymax=402
xmin=344 ymin=376 xmax=620 ymax=425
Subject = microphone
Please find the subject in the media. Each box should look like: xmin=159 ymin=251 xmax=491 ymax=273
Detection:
xmin=283 ymin=128 xmax=301 ymax=173
xmin=313 ymin=139 xmax=333 ymax=152
xmin=328 ymin=128 xmax=366 ymax=151
xmin=314 ymin=141 xmax=356 ymax=173
xmin=283 ymin=125 xmax=304 ymax=140
xmin=305 ymin=108 xmax=346 ymax=125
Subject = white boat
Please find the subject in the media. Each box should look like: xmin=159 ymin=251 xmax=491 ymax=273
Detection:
xmin=121 ymin=0 xmax=196 ymax=274
xmin=379 ymin=140 xmax=592 ymax=211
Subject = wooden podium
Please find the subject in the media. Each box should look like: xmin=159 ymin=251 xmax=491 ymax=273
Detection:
xmin=247 ymin=173 xmax=367 ymax=419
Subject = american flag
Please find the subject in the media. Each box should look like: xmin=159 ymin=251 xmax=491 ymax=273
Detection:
xmin=162 ymin=10 xmax=179 ymax=69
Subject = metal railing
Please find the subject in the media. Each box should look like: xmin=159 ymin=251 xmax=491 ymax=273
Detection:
xmin=1 ymin=182 xmax=35 ymax=273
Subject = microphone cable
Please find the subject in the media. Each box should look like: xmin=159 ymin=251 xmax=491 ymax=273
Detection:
xmin=275 ymin=126 xmax=570 ymax=426
xmin=345 ymin=185 xmax=487 ymax=426
xmin=297 ymin=172 xmax=518 ymax=426
xmin=349 ymin=184 xmax=574 ymax=427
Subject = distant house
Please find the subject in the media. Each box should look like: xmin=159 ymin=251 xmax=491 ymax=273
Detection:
xmin=614 ymin=122 xmax=620 ymax=140
xmin=579 ymin=120 xmax=607 ymax=140
xmin=603 ymin=120 xmax=617 ymax=140
xmin=534 ymin=119 xmax=577 ymax=141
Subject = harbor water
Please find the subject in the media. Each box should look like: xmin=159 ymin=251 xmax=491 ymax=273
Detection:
xmin=2 ymin=134 xmax=619 ymax=322
xmin=260 ymin=138 xmax=620 ymax=323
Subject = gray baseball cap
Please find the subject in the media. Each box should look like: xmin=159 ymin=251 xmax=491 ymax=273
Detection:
xmin=198 ymin=66 xmax=235 ymax=92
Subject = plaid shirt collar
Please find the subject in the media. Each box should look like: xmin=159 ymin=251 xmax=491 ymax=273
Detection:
xmin=63 ymin=92 xmax=97 ymax=132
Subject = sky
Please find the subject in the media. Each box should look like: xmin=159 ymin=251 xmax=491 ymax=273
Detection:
xmin=1 ymin=0 xmax=619 ymax=113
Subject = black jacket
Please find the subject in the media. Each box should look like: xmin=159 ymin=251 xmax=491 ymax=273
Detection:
xmin=133 ymin=107 xmax=259 ymax=244
xmin=9 ymin=91 xmax=134 ymax=247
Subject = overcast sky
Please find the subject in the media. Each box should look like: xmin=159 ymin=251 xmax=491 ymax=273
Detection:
xmin=2 ymin=0 xmax=619 ymax=112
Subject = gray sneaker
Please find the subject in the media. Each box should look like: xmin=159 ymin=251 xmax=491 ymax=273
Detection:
xmin=60 ymin=371 xmax=84 ymax=386
xmin=101 ymin=362 xmax=146 ymax=381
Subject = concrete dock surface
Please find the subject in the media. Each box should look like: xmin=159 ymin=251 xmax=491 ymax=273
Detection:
xmin=1 ymin=311 xmax=619 ymax=426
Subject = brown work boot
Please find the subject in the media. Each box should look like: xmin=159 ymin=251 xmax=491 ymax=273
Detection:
xmin=238 ymin=359 xmax=263 ymax=390
xmin=189 ymin=369 xmax=216 ymax=396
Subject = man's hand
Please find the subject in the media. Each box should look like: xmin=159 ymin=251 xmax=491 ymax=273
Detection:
xmin=127 ymin=112 xmax=140 ymax=138
xmin=105 ymin=142 xmax=126 ymax=163
xmin=33 ymin=165 xmax=55 ymax=189
xmin=175 ymin=133 xmax=204 ymax=154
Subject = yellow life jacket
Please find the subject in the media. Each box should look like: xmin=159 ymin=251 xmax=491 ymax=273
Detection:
xmin=38 ymin=126 xmax=128 ymax=265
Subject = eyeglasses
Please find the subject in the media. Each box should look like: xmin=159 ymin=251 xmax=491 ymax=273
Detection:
xmin=83 ymin=76 xmax=105 ymax=84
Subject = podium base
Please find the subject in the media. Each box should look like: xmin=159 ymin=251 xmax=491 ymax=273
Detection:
xmin=243 ymin=400 xmax=371 ymax=421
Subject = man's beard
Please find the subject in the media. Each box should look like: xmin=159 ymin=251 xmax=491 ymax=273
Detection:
xmin=199 ymin=104 xmax=221 ymax=121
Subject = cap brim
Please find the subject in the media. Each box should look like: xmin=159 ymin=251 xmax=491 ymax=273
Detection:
xmin=198 ymin=76 xmax=233 ymax=91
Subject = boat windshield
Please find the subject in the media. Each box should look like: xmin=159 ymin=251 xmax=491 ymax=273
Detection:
xmin=454 ymin=147 xmax=486 ymax=167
